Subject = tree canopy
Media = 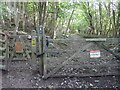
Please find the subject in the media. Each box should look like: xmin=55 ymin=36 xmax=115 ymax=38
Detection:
xmin=0 ymin=1 xmax=120 ymax=38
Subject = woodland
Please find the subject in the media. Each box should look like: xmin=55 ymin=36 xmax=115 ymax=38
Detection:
xmin=0 ymin=1 xmax=120 ymax=88
xmin=0 ymin=1 xmax=120 ymax=38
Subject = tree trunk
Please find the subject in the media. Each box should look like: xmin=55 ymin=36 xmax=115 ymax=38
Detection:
xmin=87 ymin=2 xmax=94 ymax=35
xmin=33 ymin=3 xmax=36 ymax=30
xmin=116 ymin=2 xmax=120 ymax=37
xmin=99 ymin=3 xmax=102 ymax=35
xmin=38 ymin=2 xmax=43 ymax=26
xmin=8 ymin=2 xmax=11 ymax=20
xmin=65 ymin=7 xmax=75 ymax=35
xmin=22 ymin=2 xmax=26 ymax=31
xmin=49 ymin=2 xmax=58 ymax=39
xmin=0 ymin=3 xmax=5 ymax=27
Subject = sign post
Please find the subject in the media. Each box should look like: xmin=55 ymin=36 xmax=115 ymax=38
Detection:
xmin=31 ymin=30 xmax=37 ymax=69
xmin=38 ymin=25 xmax=46 ymax=76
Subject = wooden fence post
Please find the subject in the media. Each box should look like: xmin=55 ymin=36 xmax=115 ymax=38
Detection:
xmin=31 ymin=30 xmax=37 ymax=69
xmin=5 ymin=35 xmax=9 ymax=70
xmin=37 ymin=25 xmax=46 ymax=76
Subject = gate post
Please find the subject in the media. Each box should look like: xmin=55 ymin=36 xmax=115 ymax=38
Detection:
xmin=37 ymin=25 xmax=46 ymax=76
xmin=5 ymin=35 xmax=9 ymax=70
xmin=31 ymin=30 xmax=37 ymax=69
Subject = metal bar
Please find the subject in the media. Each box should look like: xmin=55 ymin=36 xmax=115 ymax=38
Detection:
xmin=9 ymin=35 xmax=37 ymax=38
xmin=48 ymin=38 xmax=85 ymax=41
xmin=86 ymin=38 xmax=106 ymax=41
xmin=12 ymin=58 xmax=27 ymax=61
xmin=9 ymin=36 xmax=120 ymax=43
xmin=48 ymin=38 xmax=120 ymax=42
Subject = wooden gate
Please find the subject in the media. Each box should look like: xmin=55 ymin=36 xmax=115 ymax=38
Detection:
xmin=28 ymin=26 xmax=119 ymax=79
xmin=42 ymin=38 xmax=120 ymax=79
xmin=1 ymin=26 xmax=119 ymax=78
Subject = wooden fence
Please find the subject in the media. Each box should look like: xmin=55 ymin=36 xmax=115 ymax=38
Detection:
xmin=0 ymin=32 xmax=9 ymax=70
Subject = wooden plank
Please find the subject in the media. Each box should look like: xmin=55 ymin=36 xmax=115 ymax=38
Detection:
xmin=47 ymin=63 xmax=119 ymax=69
xmin=48 ymin=38 xmax=120 ymax=43
xmin=43 ymin=43 xmax=93 ymax=79
xmin=48 ymin=73 xmax=120 ymax=78
xmin=5 ymin=37 xmax=120 ymax=42
xmin=12 ymin=58 xmax=27 ymax=61
xmin=59 ymin=63 xmax=119 ymax=69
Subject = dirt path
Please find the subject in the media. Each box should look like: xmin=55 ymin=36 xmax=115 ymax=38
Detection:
xmin=2 ymin=61 xmax=33 ymax=88
xmin=2 ymin=34 xmax=120 ymax=88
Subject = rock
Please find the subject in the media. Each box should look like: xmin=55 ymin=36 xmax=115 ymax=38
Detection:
xmin=11 ymin=84 xmax=14 ymax=86
xmin=64 ymin=80 xmax=67 ymax=83
xmin=48 ymin=85 xmax=53 ymax=88
xmin=113 ymin=76 xmax=115 ymax=78
xmin=35 ymin=83 xmax=38 ymax=86
xmin=38 ymin=86 xmax=42 ymax=88
xmin=34 ymin=77 xmax=37 ymax=80
xmin=61 ymin=82 xmax=64 ymax=85
xmin=79 ymin=86 xmax=82 ymax=88
xmin=37 ymin=74 xmax=41 ymax=77
xmin=30 ymin=80 xmax=33 ymax=83
xmin=89 ymin=83 xmax=93 ymax=87
xmin=38 ymin=78 xmax=41 ymax=81
xmin=92 ymin=69 xmax=97 ymax=72
xmin=105 ymin=85 xmax=108 ymax=88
